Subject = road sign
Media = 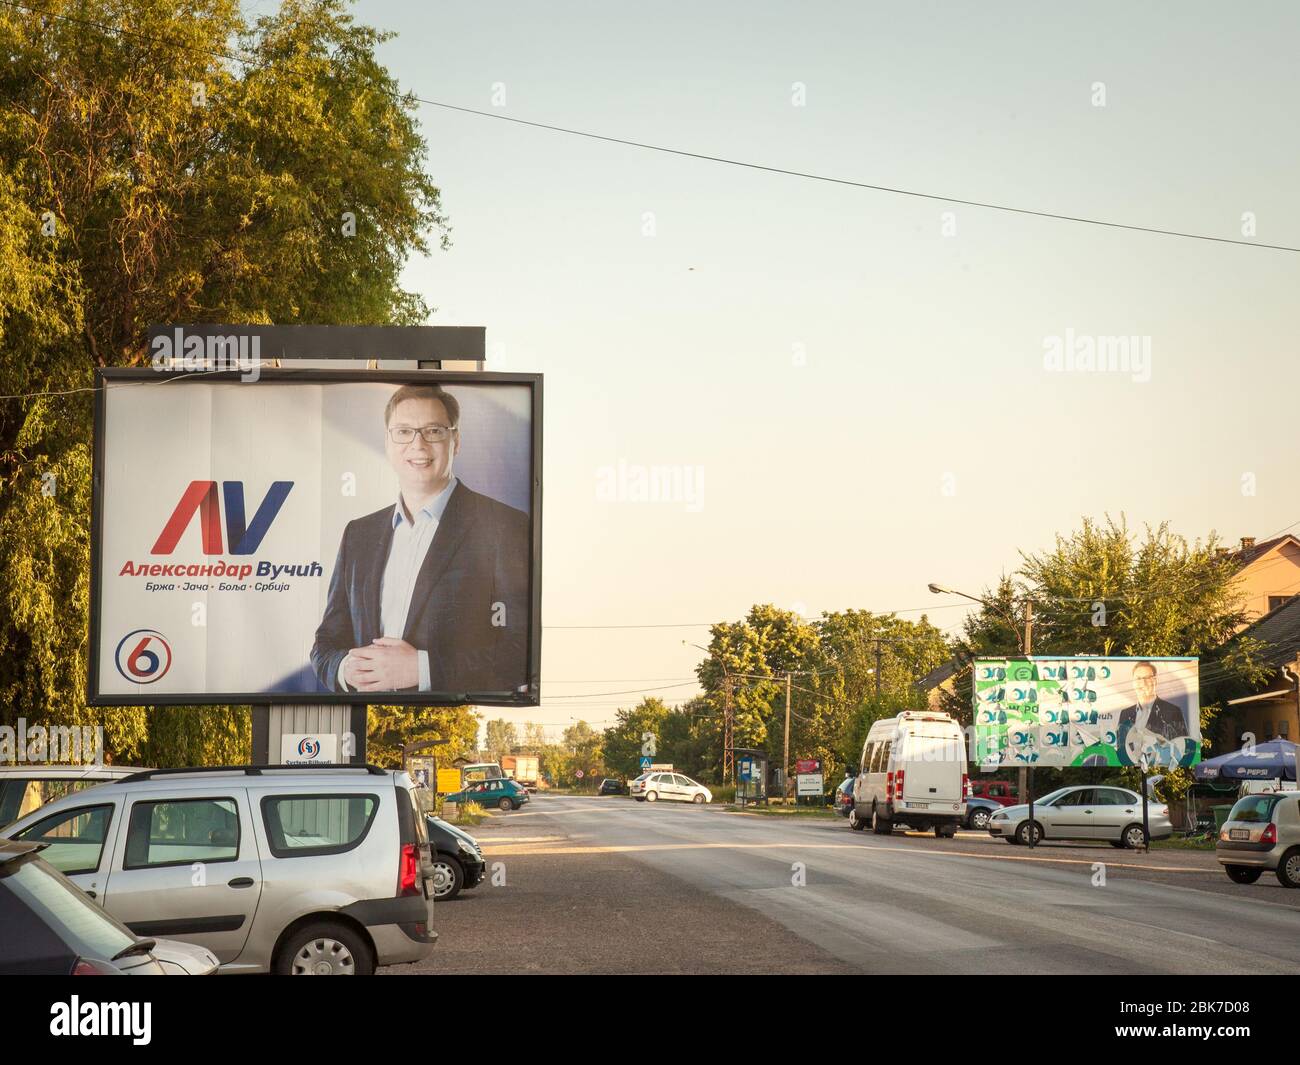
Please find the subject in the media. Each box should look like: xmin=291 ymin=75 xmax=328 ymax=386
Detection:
xmin=795 ymin=758 xmax=822 ymax=775
xmin=796 ymin=772 xmax=824 ymax=797
xmin=639 ymin=755 xmax=651 ymax=770
xmin=436 ymin=768 xmax=462 ymax=794
xmin=575 ymin=769 xmax=584 ymax=779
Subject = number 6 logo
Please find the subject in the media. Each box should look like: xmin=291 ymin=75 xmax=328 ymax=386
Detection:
xmin=114 ymin=629 xmax=172 ymax=683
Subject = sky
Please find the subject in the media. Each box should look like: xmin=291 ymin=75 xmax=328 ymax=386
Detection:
xmin=274 ymin=2 xmax=1300 ymax=740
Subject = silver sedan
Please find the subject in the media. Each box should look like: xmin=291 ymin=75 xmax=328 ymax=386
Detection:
xmin=987 ymin=785 xmax=1172 ymax=848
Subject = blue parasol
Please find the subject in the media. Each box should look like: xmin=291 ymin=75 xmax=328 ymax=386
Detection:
xmin=1193 ymin=738 xmax=1297 ymax=782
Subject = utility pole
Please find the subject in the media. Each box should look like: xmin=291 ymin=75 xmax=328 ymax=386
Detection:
xmin=723 ymin=675 xmax=735 ymax=784
xmin=875 ymin=640 xmax=883 ymax=698
xmin=783 ymin=671 xmax=792 ymax=800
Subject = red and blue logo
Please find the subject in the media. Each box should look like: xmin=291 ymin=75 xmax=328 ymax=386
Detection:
xmin=114 ymin=629 xmax=172 ymax=684
xmin=297 ymin=737 xmax=322 ymax=758
xmin=152 ymin=480 xmax=293 ymax=555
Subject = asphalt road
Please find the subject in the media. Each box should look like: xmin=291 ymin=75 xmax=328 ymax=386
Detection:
xmin=405 ymin=794 xmax=1300 ymax=975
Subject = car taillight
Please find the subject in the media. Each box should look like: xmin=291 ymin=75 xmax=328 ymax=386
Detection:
xmin=1261 ymin=823 xmax=1278 ymax=845
xmin=885 ymin=770 xmax=894 ymax=801
xmin=1158 ymin=806 xmax=1169 ymax=817
xmin=72 ymin=959 xmax=113 ymax=975
xmin=895 ymin=769 xmax=905 ymax=798
xmin=398 ymin=843 xmax=420 ymax=897
xmin=962 ymin=774 xmax=971 ymax=798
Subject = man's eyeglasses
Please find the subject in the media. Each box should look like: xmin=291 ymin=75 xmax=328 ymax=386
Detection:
xmin=387 ymin=425 xmax=456 ymax=444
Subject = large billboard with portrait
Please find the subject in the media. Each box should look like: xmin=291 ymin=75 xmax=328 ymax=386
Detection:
xmin=973 ymin=657 xmax=1200 ymax=769
xmin=90 ymin=367 xmax=541 ymax=706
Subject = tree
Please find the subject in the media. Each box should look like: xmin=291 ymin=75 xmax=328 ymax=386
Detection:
xmin=0 ymin=0 xmax=448 ymax=764
xmin=365 ymin=705 xmax=479 ymax=770
xmin=696 ymin=604 xmax=820 ymax=762
xmin=484 ymin=719 xmax=519 ymax=763
xmin=601 ymin=697 xmax=670 ymax=779
xmin=521 ymin=722 xmax=548 ymax=750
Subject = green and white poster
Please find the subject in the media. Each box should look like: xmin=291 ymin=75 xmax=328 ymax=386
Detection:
xmin=973 ymin=657 xmax=1200 ymax=769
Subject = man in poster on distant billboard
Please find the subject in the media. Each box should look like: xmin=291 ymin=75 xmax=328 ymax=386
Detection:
xmin=1114 ymin=660 xmax=1198 ymax=767
xmin=310 ymin=383 xmax=529 ymax=696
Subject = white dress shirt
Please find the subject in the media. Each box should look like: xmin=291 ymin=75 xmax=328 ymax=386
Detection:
xmin=338 ymin=477 xmax=457 ymax=692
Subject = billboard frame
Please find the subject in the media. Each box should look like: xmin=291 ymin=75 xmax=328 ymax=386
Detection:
xmin=88 ymin=366 xmax=543 ymax=708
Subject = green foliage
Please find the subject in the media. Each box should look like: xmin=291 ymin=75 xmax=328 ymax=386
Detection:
xmin=484 ymin=719 xmax=519 ymax=762
xmin=367 ymin=706 xmax=479 ymax=770
xmin=0 ymin=0 xmax=448 ymax=765
xmin=601 ymin=697 xmax=670 ymax=779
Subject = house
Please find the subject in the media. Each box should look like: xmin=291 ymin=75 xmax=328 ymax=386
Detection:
xmin=1226 ymin=534 xmax=1300 ymax=626
xmin=1212 ymin=593 xmax=1300 ymax=749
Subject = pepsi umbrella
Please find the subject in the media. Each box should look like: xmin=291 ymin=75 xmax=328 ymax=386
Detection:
xmin=1193 ymin=739 xmax=1297 ymax=782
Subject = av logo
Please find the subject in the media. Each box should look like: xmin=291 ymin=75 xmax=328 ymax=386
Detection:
xmin=115 ymin=630 xmax=172 ymax=684
xmin=152 ymin=481 xmax=293 ymax=555
xmin=297 ymin=737 xmax=321 ymax=758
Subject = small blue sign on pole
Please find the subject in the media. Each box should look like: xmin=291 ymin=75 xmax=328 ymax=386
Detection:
xmin=639 ymin=756 xmax=652 ymax=770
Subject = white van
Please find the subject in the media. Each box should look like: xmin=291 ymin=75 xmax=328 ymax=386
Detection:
xmin=849 ymin=711 xmax=967 ymax=836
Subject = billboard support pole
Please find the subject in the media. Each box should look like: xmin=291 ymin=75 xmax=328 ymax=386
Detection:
xmin=1140 ymin=760 xmax=1151 ymax=851
xmin=1027 ymin=766 xmax=1036 ymax=848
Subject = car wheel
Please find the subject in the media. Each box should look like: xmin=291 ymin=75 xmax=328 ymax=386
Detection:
xmin=692 ymin=793 xmax=705 ymax=804
xmin=848 ymin=807 xmax=866 ymax=831
xmin=431 ymin=855 xmax=465 ymax=900
xmin=498 ymin=797 xmax=512 ymax=812
xmin=969 ymin=808 xmax=991 ymax=831
xmin=646 ymin=791 xmax=658 ymax=802
xmin=1224 ymin=864 xmax=1262 ymax=885
xmin=871 ymin=807 xmax=892 ymax=835
xmin=1014 ymin=821 xmax=1042 ymax=846
xmin=1275 ymin=847 xmax=1300 ymax=889
xmin=276 ymin=922 xmax=373 ymax=976
xmin=1121 ymin=823 xmax=1148 ymax=850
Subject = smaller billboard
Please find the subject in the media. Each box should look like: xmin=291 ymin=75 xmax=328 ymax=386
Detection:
xmin=973 ymin=657 xmax=1200 ymax=769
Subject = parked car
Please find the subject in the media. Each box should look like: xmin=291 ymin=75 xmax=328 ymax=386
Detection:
xmin=0 ymin=764 xmax=436 ymax=975
xmin=445 ymin=777 xmax=529 ymax=812
xmin=987 ymin=786 xmax=1172 ymax=848
xmin=0 ymin=839 xmax=217 ymax=975
xmin=834 ymin=776 xmax=855 ymax=817
xmin=0 ymin=765 xmax=148 ymax=828
xmin=424 ymin=815 xmax=485 ymax=901
xmin=599 ymin=778 xmax=627 ymax=795
xmin=1217 ymin=791 xmax=1300 ymax=888
xmin=964 ymin=795 xmax=1001 ymax=831
xmin=969 ymin=779 xmax=1020 ymax=806
xmin=850 ymin=711 xmax=966 ymax=837
xmin=631 ymin=772 xmax=712 ymax=804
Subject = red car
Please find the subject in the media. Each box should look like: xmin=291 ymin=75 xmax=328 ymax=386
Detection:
xmin=969 ymin=779 xmax=1020 ymax=806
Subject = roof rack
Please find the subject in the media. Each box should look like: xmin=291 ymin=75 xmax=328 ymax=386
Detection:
xmin=120 ymin=763 xmax=388 ymax=783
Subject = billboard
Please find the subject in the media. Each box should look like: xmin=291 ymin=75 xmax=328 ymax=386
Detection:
xmin=90 ymin=368 xmax=541 ymax=706
xmin=973 ymin=657 xmax=1200 ymax=769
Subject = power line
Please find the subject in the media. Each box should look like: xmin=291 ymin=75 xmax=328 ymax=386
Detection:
xmin=4 ymin=0 xmax=1298 ymax=254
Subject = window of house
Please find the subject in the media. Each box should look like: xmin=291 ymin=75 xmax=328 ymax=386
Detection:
xmin=1267 ymin=596 xmax=1292 ymax=613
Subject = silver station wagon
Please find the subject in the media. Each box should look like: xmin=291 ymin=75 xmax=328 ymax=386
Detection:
xmin=0 ymin=764 xmax=435 ymax=974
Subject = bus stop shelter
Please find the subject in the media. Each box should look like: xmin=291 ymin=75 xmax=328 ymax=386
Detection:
xmin=731 ymin=748 xmax=769 ymax=807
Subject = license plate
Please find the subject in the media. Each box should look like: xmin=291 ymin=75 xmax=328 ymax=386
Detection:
xmin=906 ymin=802 xmax=929 ymax=809
xmin=1229 ymin=828 xmax=1250 ymax=841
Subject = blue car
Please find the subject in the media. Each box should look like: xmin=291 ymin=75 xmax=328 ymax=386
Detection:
xmin=446 ymin=777 xmax=530 ymax=812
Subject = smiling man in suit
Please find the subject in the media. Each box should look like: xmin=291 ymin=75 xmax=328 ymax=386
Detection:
xmin=311 ymin=383 xmax=529 ymax=696
xmin=1115 ymin=660 xmax=1195 ymax=766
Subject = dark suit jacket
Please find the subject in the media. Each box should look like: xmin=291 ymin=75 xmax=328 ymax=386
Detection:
xmin=1117 ymin=697 xmax=1187 ymax=740
xmin=311 ymin=481 xmax=530 ymax=696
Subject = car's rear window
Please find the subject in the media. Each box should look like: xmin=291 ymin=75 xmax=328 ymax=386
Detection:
xmin=261 ymin=793 xmax=379 ymax=858
xmin=1 ymin=855 xmax=137 ymax=960
xmin=1228 ymin=794 xmax=1285 ymax=824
